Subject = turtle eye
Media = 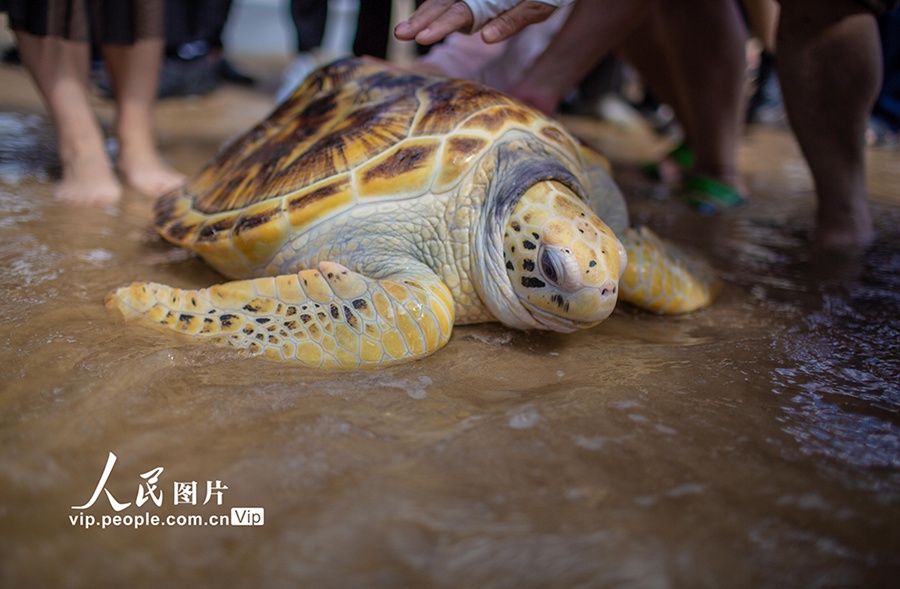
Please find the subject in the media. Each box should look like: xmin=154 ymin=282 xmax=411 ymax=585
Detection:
xmin=540 ymin=248 xmax=564 ymax=286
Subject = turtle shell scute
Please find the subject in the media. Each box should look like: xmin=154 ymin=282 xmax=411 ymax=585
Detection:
xmin=153 ymin=57 xmax=561 ymax=256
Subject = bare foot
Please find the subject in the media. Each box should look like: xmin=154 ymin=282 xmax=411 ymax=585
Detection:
xmin=813 ymin=208 xmax=875 ymax=249
xmin=55 ymin=154 xmax=122 ymax=206
xmin=113 ymin=104 xmax=186 ymax=197
xmin=117 ymin=153 xmax=185 ymax=197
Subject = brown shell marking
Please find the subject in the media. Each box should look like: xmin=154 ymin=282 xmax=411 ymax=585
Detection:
xmin=411 ymin=79 xmax=511 ymax=136
xmin=187 ymin=90 xmax=419 ymax=215
xmin=158 ymin=60 xmax=514 ymax=222
xmin=434 ymin=135 xmax=490 ymax=193
xmin=459 ymin=104 xmax=535 ymax=134
xmin=355 ymin=139 xmax=440 ymax=200
xmin=285 ymin=176 xmax=354 ymax=228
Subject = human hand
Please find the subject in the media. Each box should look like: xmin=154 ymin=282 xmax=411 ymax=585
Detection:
xmin=394 ymin=0 xmax=561 ymax=46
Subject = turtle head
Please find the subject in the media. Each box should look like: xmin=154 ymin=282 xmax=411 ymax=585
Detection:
xmin=503 ymin=180 xmax=626 ymax=332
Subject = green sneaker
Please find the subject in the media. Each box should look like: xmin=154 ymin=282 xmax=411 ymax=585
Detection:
xmin=683 ymin=174 xmax=746 ymax=214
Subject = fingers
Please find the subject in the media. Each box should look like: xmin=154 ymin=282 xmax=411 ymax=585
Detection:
xmin=393 ymin=0 xmax=557 ymax=46
xmin=481 ymin=1 xmax=558 ymax=43
xmin=394 ymin=0 xmax=475 ymax=45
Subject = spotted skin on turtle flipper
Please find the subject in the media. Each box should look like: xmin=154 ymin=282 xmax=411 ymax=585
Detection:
xmin=107 ymin=262 xmax=455 ymax=369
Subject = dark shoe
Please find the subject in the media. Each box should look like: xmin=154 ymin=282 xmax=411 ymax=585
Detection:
xmin=219 ymin=58 xmax=255 ymax=86
xmin=2 ymin=46 xmax=20 ymax=65
xmin=746 ymin=51 xmax=785 ymax=125
xmin=156 ymin=54 xmax=220 ymax=98
xmin=93 ymin=52 xmax=219 ymax=98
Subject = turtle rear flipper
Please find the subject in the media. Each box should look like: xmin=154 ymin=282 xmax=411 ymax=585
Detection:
xmin=106 ymin=262 xmax=455 ymax=369
xmin=618 ymin=227 xmax=720 ymax=314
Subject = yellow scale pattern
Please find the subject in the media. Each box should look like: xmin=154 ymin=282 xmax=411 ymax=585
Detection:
xmin=107 ymin=262 xmax=455 ymax=369
xmin=618 ymin=227 xmax=720 ymax=313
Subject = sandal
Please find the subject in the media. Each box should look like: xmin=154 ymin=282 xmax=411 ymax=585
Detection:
xmin=683 ymin=174 xmax=746 ymax=214
xmin=641 ymin=142 xmax=695 ymax=181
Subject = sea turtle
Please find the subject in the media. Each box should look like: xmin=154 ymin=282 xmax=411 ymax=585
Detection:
xmin=107 ymin=57 xmax=717 ymax=369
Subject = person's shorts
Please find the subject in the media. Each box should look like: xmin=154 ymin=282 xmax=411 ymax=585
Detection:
xmin=1 ymin=0 xmax=163 ymax=44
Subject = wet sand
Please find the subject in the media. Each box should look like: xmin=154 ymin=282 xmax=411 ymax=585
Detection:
xmin=1 ymin=59 xmax=899 ymax=588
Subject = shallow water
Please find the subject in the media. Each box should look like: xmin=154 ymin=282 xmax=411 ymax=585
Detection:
xmin=1 ymin=94 xmax=899 ymax=587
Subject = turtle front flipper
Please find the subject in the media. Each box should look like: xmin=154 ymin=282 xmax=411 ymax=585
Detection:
xmin=106 ymin=262 xmax=455 ymax=369
xmin=618 ymin=227 xmax=720 ymax=314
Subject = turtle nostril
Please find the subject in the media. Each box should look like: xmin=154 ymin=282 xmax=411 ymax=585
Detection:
xmin=599 ymin=280 xmax=617 ymax=298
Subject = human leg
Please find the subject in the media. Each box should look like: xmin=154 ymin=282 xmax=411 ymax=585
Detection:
xmin=743 ymin=0 xmax=784 ymax=124
xmin=291 ymin=0 xmax=328 ymax=52
xmin=619 ymin=0 xmax=747 ymax=209
xmin=652 ymin=0 xmax=748 ymax=208
xmin=777 ymin=0 xmax=881 ymax=247
xmin=744 ymin=0 xmax=780 ymax=51
xmin=619 ymin=10 xmax=693 ymax=184
xmin=353 ymin=0 xmax=393 ymax=58
xmin=103 ymin=38 xmax=185 ymax=197
xmin=15 ymin=31 xmax=121 ymax=205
